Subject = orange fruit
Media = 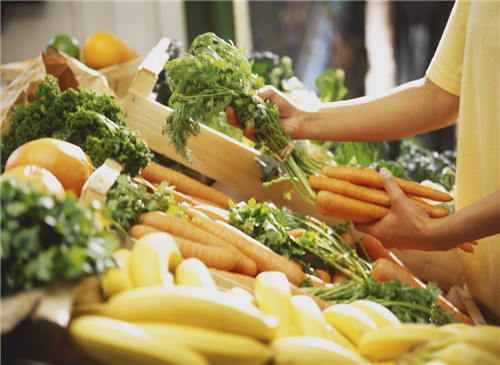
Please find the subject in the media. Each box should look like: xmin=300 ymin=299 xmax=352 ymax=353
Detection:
xmin=82 ymin=31 xmax=137 ymax=69
xmin=1 ymin=164 xmax=66 ymax=200
xmin=4 ymin=138 xmax=94 ymax=197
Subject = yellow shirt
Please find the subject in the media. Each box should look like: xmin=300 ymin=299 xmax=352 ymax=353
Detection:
xmin=426 ymin=0 xmax=500 ymax=323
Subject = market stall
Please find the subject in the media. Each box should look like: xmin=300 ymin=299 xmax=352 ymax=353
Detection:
xmin=1 ymin=22 xmax=499 ymax=365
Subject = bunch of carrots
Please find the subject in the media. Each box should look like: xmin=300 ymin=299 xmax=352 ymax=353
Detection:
xmin=132 ymin=161 xmax=473 ymax=323
xmin=309 ymin=165 xmax=476 ymax=253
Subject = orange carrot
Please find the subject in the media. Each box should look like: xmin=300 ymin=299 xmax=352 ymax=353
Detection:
xmin=141 ymin=161 xmax=235 ymax=209
xmin=360 ymin=234 xmax=406 ymax=267
xmin=408 ymin=196 xmax=450 ymax=218
xmin=331 ymin=271 xmax=349 ymax=285
xmin=190 ymin=214 xmax=307 ymax=286
xmin=457 ymin=240 xmax=478 ymax=253
xmin=310 ymin=175 xmax=449 ymax=218
xmin=138 ymin=211 xmax=257 ymax=276
xmin=192 ymin=204 xmax=230 ymax=223
xmin=129 ymin=224 xmax=161 ymax=239
xmin=340 ymin=232 xmax=357 ymax=245
xmin=316 ymin=190 xmax=389 ymax=221
xmin=170 ymin=235 xmax=237 ymax=271
xmin=309 ymin=175 xmax=391 ymax=206
xmin=321 ymin=166 xmax=453 ymax=202
xmin=315 ymin=269 xmax=332 ymax=284
xmin=316 ymin=204 xmax=375 ymax=223
xmin=371 ymin=258 xmax=474 ymax=325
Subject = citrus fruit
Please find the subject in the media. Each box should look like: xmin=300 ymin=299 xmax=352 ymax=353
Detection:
xmin=47 ymin=34 xmax=80 ymax=58
xmin=4 ymin=138 xmax=94 ymax=197
xmin=1 ymin=164 xmax=67 ymax=200
xmin=82 ymin=31 xmax=137 ymax=69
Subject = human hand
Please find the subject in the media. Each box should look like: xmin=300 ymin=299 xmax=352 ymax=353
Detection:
xmin=255 ymin=85 xmax=307 ymax=139
xmin=355 ymin=168 xmax=445 ymax=251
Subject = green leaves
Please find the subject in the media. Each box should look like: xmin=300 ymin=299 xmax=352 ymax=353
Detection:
xmin=1 ymin=178 xmax=119 ymax=297
xmin=315 ymin=68 xmax=348 ymax=103
xmin=1 ymin=74 xmax=152 ymax=175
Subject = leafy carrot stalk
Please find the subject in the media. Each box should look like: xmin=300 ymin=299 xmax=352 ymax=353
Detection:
xmin=321 ymin=165 xmax=453 ymax=202
xmin=141 ymin=161 xmax=234 ymax=209
xmin=138 ymin=211 xmax=257 ymax=276
xmin=316 ymin=190 xmax=389 ymax=221
xmin=190 ymin=214 xmax=307 ymax=286
xmin=128 ymin=224 xmax=237 ymax=271
xmin=371 ymin=258 xmax=474 ymax=325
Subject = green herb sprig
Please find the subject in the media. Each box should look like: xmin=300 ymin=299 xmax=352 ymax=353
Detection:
xmin=163 ymin=32 xmax=322 ymax=204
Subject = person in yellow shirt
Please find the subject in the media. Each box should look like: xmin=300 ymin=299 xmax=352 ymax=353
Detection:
xmin=257 ymin=0 xmax=500 ymax=323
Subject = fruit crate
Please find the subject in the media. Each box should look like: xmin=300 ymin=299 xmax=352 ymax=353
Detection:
xmin=121 ymin=38 xmax=332 ymax=221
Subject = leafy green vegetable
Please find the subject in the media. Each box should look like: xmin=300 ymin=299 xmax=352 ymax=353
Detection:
xmin=304 ymin=276 xmax=458 ymax=325
xmin=228 ymin=198 xmax=371 ymax=281
xmin=1 ymin=74 xmax=153 ymax=175
xmin=250 ymin=51 xmax=295 ymax=91
xmin=1 ymin=178 xmax=119 ymax=297
xmin=105 ymin=174 xmax=180 ymax=236
xmin=163 ymin=32 xmax=322 ymax=204
xmin=315 ymin=68 xmax=349 ymax=103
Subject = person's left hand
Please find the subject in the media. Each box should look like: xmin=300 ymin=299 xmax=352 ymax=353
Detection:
xmin=355 ymin=168 xmax=440 ymax=251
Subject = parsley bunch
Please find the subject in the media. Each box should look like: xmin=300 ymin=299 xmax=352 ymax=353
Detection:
xmin=305 ymin=276 xmax=458 ymax=325
xmin=163 ymin=32 xmax=322 ymax=204
xmin=1 ymin=178 xmax=119 ymax=297
xmin=1 ymin=75 xmax=153 ymax=175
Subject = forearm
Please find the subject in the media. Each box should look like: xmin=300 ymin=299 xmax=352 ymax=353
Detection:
xmin=425 ymin=191 xmax=500 ymax=250
xmin=300 ymin=77 xmax=459 ymax=142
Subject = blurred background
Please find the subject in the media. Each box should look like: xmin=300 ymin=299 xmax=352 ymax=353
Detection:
xmin=1 ymin=0 xmax=455 ymax=151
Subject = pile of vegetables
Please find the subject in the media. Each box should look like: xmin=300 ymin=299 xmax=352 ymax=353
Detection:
xmin=1 ymin=75 xmax=153 ymax=175
xmin=1 ymin=178 xmax=118 ymax=296
xmin=163 ymin=32 xmax=322 ymax=204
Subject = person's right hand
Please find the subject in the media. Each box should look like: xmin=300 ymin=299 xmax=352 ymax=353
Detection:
xmin=256 ymin=85 xmax=307 ymax=139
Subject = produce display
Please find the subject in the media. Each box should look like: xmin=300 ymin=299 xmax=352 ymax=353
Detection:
xmin=2 ymin=32 xmax=499 ymax=365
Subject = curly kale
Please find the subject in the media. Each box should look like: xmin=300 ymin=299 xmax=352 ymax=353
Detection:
xmin=1 ymin=74 xmax=152 ymax=175
xmin=1 ymin=177 xmax=119 ymax=296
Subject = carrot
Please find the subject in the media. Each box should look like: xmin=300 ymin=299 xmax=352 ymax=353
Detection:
xmin=340 ymin=232 xmax=357 ymax=245
xmin=315 ymin=269 xmax=332 ymax=284
xmin=457 ymin=240 xmax=478 ymax=253
xmin=129 ymin=224 xmax=161 ymax=239
xmin=170 ymin=235 xmax=237 ymax=271
xmin=309 ymin=175 xmax=391 ymax=206
xmin=360 ymin=234 xmax=406 ymax=267
xmin=316 ymin=204 xmax=375 ymax=223
xmin=310 ymin=175 xmax=449 ymax=218
xmin=316 ymin=190 xmax=389 ymax=221
xmin=141 ymin=161 xmax=235 ymax=209
xmin=138 ymin=211 xmax=257 ymax=276
xmin=190 ymin=214 xmax=307 ymax=286
xmin=209 ymin=268 xmax=331 ymax=311
xmin=321 ymin=166 xmax=453 ymax=202
xmin=129 ymin=224 xmax=237 ymax=271
xmin=331 ymin=271 xmax=349 ymax=285
xmin=192 ymin=204 xmax=230 ymax=223
xmin=371 ymin=258 xmax=474 ymax=325
xmin=408 ymin=196 xmax=450 ymax=218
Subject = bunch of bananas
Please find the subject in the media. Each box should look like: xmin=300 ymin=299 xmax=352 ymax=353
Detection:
xmin=68 ymin=232 xmax=500 ymax=365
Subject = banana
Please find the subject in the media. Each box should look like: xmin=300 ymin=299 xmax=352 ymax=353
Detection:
xmin=130 ymin=232 xmax=182 ymax=288
xmin=358 ymin=323 xmax=452 ymax=362
xmin=447 ymin=324 xmax=500 ymax=356
xmin=102 ymin=248 xmax=134 ymax=298
xmin=174 ymin=257 xmax=218 ymax=290
xmin=322 ymin=303 xmax=378 ymax=346
xmin=100 ymin=285 xmax=277 ymax=342
xmin=225 ymin=286 xmax=257 ymax=307
xmin=72 ymin=275 xmax=104 ymax=306
xmin=134 ymin=321 xmax=272 ymax=365
xmin=290 ymin=295 xmax=331 ymax=339
xmin=68 ymin=315 xmax=208 ymax=364
xmin=254 ymin=271 xmax=300 ymax=337
xmin=271 ymin=336 xmax=368 ymax=365
xmin=350 ymin=300 xmax=401 ymax=328
xmin=326 ymin=324 xmax=359 ymax=353
xmin=434 ymin=341 xmax=500 ymax=364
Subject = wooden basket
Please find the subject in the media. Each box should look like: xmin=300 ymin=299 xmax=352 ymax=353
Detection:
xmin=121 ymin=38 xmax=334 ymax=221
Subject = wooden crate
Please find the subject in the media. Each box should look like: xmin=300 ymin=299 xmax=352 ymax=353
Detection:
xmin=121 ymin=38 xmax=335 ymax=222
